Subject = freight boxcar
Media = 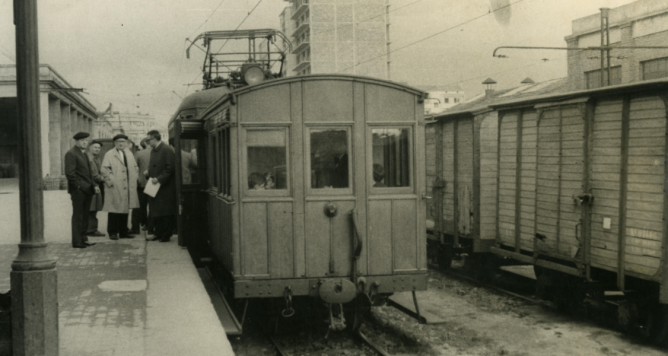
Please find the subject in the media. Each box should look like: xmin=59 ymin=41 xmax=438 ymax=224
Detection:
xmin=428 ymin=79 xmax=668 ymax=344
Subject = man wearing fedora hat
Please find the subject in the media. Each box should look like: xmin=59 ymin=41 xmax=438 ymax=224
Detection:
xmin=101 ymin=134 xmax=140 ymax=240
xmin=64 ymin=132 xmax=98 ymax=248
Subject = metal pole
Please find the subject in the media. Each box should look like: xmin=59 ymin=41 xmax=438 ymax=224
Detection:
xmin=599 ymin=8 xmax=606 ymax=87
xmin=601 ymin=8 xmax=611 ymax=86
xmin=11 ymin=0 xmax=59 ymax=355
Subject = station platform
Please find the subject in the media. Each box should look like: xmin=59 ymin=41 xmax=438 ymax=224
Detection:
xmin=0 ymin=179 xmax=234 ymax=355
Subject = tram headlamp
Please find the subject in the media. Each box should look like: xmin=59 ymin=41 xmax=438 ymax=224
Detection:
xmin=243 ymin=65 xmax=265 ymax=85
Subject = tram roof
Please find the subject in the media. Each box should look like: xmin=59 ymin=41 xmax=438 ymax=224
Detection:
xmin=168 ymin=86 xmax=232 ymax=125
xmin=198 ymin=74 xmax=428 ymax=120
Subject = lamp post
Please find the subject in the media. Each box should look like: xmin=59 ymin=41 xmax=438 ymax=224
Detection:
xmin=12 ymin=0 xmax=59 ymax=354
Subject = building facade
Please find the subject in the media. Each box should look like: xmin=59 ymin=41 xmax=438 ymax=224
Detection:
xmin=106 ymin=111 xmax=157 ymax=146
xmin=0 ymin=64 xmax=97 ymax=180
xmin=416 ymin=86 xmax=465 ymax=115
xmin=281 ymin=0 xmax=390 ymax=79
xmin=566 ymin=0 xmax=668 ymax=90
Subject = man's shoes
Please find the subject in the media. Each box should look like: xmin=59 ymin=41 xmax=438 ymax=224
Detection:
xmin=109 ymin=234 xmax=119 ymax=241
xmin=159 ymin=237 xmax=170 ymax=243
xmin=148 ymin=236 xmax=160 ymax=241
xmin=72 ymin=244 xmax=87 ymax=249
xmin=83 ymin=242 xmax=96 ymax=246
xmin=87 ymin=231 xmax=105 ymax=237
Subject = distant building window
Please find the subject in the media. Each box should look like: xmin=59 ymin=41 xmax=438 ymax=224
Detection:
xmin=443 ymin=98 xmax=449 ymax=103
xmin=642 ymin=57 xmax=668 ymax=80
xmin=454 ymin=98 xmax=459 ymax=103
xmin=586 ymin=66 xmax=621 ymax=89
xmin=434 ymin=103 xmax=439 ymax=108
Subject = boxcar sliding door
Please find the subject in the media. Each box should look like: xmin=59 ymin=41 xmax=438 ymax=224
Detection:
xmin=534 ymin=104 xmax=587 ymax=261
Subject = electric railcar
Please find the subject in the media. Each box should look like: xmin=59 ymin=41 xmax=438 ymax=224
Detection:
xmin=168 ymin=31 xmax=428 ymax=333
xmin=426 ymin=79 xmax=668 ymax=345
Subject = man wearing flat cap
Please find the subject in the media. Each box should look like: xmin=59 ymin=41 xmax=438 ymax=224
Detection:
xmin=100 ymin=134 xmax=140 ymax=240
xmin=64 ymin=132 xmax=98 ymax=248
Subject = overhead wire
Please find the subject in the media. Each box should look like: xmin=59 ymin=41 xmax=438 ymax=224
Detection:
xmin=214 ymin=0 xmax=265 ymax=54
xmin=337 ymin=0 xmax=530 ymax=74
xmin=187 ymin=0 xmax=229 ymax=40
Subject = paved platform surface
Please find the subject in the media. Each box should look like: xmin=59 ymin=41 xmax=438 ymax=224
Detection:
xmin=0 ymin=179 xmax=234 ymax=355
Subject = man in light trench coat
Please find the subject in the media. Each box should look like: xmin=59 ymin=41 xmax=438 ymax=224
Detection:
xmin=101 ymin=134 xmax=139 ymax=240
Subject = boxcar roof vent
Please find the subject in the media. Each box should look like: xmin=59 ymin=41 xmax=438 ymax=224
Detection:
xmin=521 ymin=77 xmax=535 ymax=85
xmin=483 ymin=78 xmax=497 ymax=99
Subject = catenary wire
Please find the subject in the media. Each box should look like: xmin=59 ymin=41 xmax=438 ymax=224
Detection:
xmin=337 ymin=0 xmax=530 ymax=74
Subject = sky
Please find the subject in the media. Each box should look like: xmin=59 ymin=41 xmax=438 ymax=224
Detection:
xmin=0 ymin=0 xmax=639 ymax=127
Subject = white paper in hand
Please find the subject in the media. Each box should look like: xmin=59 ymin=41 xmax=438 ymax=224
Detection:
xmin=143 ymin=180 xmax=160 ymax=198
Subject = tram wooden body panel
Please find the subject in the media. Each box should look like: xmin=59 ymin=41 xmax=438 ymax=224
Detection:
xmin=198 ymin=76 xmax=427 ymax=291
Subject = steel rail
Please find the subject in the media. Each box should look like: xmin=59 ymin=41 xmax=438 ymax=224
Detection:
xmin=355 ymin=329 xmax=391 ymax=356
xmin=434 ymin=265 xmax=551 ymax=308
xmin=269 ymin=335 xmax=293 ymax=356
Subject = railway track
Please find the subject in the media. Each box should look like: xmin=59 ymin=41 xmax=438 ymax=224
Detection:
xmin=434 ymin=263 xmax=554 ymax=309
xmin=270 ymin=329 xmax=391 ymax=356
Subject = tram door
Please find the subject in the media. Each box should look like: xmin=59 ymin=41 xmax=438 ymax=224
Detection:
xmin=174 ymin=120 xmax=209 ymax=264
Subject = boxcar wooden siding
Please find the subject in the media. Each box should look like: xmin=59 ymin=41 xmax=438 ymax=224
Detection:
xmin=498 ymin=114 xmax=518 ymax=245
xmin=442 ymin=121 xmax=455 ymax=234
xmin=480 ymin=115 xmax=498 ymax=240
xmin=457 ymin=118 xmax=474 ymax=236
xmin=495 ymin=95 xmax=666 ymax=281
xmin=624 ymin=96 xmax=665 ymax=275
xmin=590 ymin=99 xmax=624 ymax=273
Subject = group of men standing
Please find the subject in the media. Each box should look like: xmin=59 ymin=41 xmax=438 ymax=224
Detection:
xmin=64 ymin=130 xmax=176 ymax=248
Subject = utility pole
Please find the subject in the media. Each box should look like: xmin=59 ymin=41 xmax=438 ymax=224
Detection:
xmin=600 ymin=8 xmax=610 ymax=87
xmin=11 ymin=0 xmax=59 ymax=354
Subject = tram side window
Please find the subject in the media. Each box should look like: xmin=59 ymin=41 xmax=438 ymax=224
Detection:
xmin=219 ymin=128 xmax=231 ymax=196
xmin=211 ymin=134 xmax=219 ymax=190
xmin=246 ymin=130 xmax=287 ymax=191
xmin=310 ymin=129 xmax=349 ymax=189
xmin=371 ymin=128 xmax=410 ymax=188
xmin=179 ymin=139 xmax=199 ymax=185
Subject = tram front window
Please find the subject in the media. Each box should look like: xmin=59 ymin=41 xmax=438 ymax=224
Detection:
xmin=246 ymin=130 xmax=287 ymax=190
xmin=179 ymin=139 xmax=199 ymax=185
xmin=310 ymin=129 xmax=349 ymax=189
xmin=372 ymin=128 xmax=410 ymax=188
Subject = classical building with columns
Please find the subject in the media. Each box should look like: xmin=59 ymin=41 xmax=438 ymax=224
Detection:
xmin=0 ymin=64 xmax=97 ymax=181
xmin=566 ymin=0 xmax=668 ymax=90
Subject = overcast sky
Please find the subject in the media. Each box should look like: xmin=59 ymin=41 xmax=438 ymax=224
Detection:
xmin=0 ymin=0 xmax=637 ymax=127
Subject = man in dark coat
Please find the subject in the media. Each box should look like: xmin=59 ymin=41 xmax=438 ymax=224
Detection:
xmin=86 ymin=140 xmax=105 ymax=236
xmin=145 ymin=130 xmax=176 ymax=242
xmin=64 ymin=132 xmax=98 ymax=248
xmin=131 ymin=139 xmax=153 ymax=236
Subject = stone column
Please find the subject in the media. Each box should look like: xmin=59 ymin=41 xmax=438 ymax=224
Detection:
xmin=39 ymin=92 xmax=50 ymax=177
xmin=47 ymin=97 xmax=61 ymax=177
xmin=11 ymin=0 xmax=59 ymax=354
xmin=70 ymin=107 xmax=78 ymax=139
xmin=59 ymin=103 xmax=70 ymax=175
